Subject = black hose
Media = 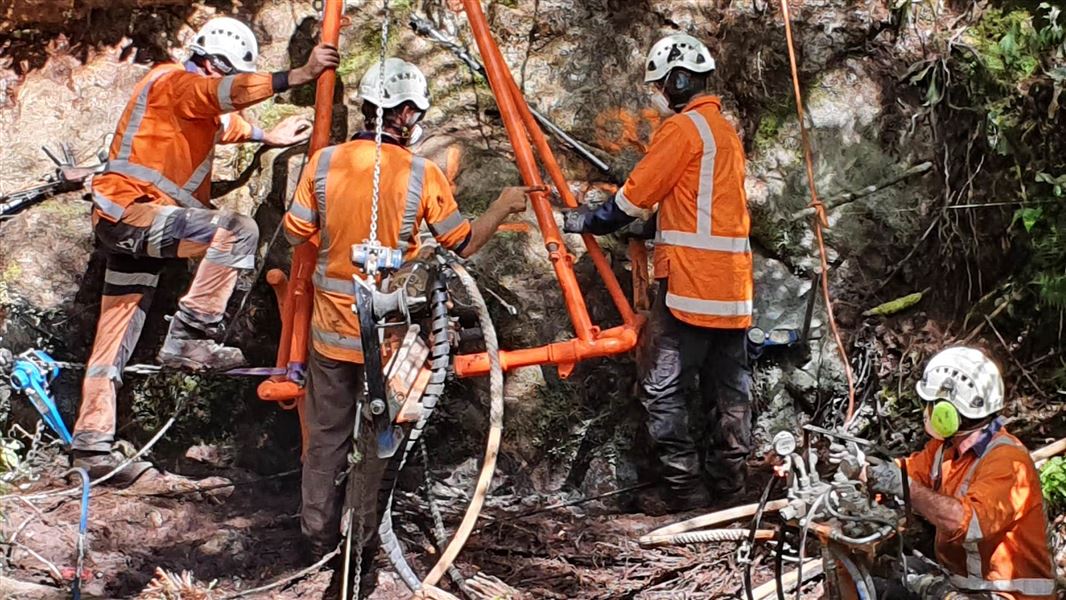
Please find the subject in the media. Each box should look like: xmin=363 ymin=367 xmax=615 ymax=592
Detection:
xmin=744 ymin=476 xmax=780 ymax=600
xmin=377 ymin=269 xmax=451 ymax=591
xmin=775 ymin=526 xmax=788 ymax=600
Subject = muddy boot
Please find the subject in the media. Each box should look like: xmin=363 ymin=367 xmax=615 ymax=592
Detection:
xmin=669 ymin=483 xmax=713 ymax=513
xmin=71 ymin=445 xmax=157 ymax=488
xmin=157 ymin=315 xmax=246 ymax=371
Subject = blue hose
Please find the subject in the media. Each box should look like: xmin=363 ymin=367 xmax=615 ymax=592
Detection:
xmin=68 ymin=467 xmax=90 ymax=600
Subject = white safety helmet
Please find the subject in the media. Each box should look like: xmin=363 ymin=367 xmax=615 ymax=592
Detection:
xmin=358 ymin=58 xmax=431 ymax=111
xmin=644 ymin=33 xmax=716 ymax=83
xmin=916 ymin=347 xmax=1005 ymax=420
xmin=189 ymin=17 xmax=258 ymax=73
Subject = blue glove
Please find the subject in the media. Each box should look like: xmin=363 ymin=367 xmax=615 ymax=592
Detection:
xmin=562 ymin=206 xmax=591 ymax=234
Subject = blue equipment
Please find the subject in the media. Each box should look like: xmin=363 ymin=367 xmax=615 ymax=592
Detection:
xmin=4 ymin=349 xmax=74 ymax=444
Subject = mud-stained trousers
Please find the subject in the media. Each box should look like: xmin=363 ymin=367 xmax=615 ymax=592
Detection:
xmin=639 ymin=283 xmax=753 ymax=495
xmin=71 ymin=203 xmax=259 ymax=453
xmin=301 ymin=348 xmax=387 ymax=553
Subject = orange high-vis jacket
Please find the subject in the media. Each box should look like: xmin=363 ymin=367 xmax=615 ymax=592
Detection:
xmin=282 ymin=137 xmax=473 ymax=363
xmin=614 ymin=96 xmax=753 ymax=329
xmin=905 ymin=429 xmax=1056 ymax=600
xmin=91 ymin=63 xmax=275 ymax=222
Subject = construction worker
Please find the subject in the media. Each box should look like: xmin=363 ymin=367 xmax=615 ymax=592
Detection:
xmin=563 ymin=34 xmax=754 ymax=511
xmin=282 ymin=58 xmax=533 ymax=558
xmin=835 ymin=347 xmax=1056 ymax=599
xmin=71 ymin=17 xmax=340 ymax=482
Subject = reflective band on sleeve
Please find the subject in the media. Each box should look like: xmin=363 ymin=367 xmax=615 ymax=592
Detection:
xmin=287 ymin=201 xmax=317 ymax=225
xmin=428 ymin=210 xmax=466 ymax=238
xmin=218 ymin=75 xmax=237 ymax=112
xmin=284 ymin=230 xmax=308 ymax=246
xmin=85 ymin=365 xmax=121 ymax=380
xmin=615 ymin=187 xmax=654 ymax=220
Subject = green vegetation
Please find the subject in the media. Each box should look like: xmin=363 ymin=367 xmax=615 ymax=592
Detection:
xmin=1040 ymin=456 xmax=1066 ymax=514
xmin=905 ymin=2 xmax=1066 ymax=388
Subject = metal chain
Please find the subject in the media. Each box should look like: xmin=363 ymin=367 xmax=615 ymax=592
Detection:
xmin=368 ymin=0 xmax=391 ymax=245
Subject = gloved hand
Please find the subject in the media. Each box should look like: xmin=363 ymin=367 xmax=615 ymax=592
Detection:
xmin=827 ymin=441 xmax=867 ymax=479
xmin=905 ymin=573 xmax=960 ymax=600
xmin=562 ymin=206 xmax=591 ymax=234
xmin=867 ymin=462 xmax=904 ymax=497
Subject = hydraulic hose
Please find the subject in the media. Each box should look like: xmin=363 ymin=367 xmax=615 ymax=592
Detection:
xmin=775 ymin=526 xmax=788 ymax=600
xmin=744 ymin=476 xmax=781 ymax=600
xmin=378 ymin=270 xmax=451 ymax=591
xmin=828 ymin=547 xmax=874 ymax=600
xmin=796 ymin=493 xmax=827 ymax=600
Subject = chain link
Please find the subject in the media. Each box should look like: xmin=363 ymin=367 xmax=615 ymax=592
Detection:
xmin=368 ymin=0 xmax=391 ymax=245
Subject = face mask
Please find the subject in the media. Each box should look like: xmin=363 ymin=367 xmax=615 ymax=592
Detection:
xmin=650 ymin=91 xmax=674 ymax=116
xmin=403 ymin=123 xmax=424 ymax=146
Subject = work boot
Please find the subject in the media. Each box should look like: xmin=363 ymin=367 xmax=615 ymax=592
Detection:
xmin=635 ymin=483 xmax=712 ymax=515
xmin=157 ymin=315 xmax=246 ymax=371
xmin=669 ymin=483 xmax=713 ymax=513
xmin=70 ymin=445 xmax=157 ymax=488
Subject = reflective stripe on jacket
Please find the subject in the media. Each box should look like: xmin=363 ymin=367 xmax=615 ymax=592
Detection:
xmin=614 ymin=95 xmax=753 ymax=329
xmin=282 ymin=137 xmax=472 ymax=363
xmin=91 ymin=63 xmax=273 ymax=221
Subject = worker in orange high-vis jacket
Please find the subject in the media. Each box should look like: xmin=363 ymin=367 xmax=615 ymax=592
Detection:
xmin=283 ymin=58 xmax=534 ymax=561
xmin=563 ymin=34 xmax=753 ymax=512
xmin=834 ymin=347 xmax=1056 ymax=600
xmin=72 ymin=16 xmax=340 ymax=483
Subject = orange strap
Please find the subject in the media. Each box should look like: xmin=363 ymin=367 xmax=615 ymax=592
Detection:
xmin=779 ymin=0 xmax=857 ymax=423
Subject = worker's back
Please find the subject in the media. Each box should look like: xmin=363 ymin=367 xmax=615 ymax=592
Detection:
xmin=285 ymin=135 xmax=470 ymax=363
xmin=92 ymin=63 xmax=272 ymax=221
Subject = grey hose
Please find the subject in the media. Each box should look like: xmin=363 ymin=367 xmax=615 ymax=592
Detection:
xmin=828 ymin=547 xmax=875 ymax=600
xmin=378 ymin=272 xmax=451 ymax=591
xmin=651 ymin=528 xmax=762 ymax=546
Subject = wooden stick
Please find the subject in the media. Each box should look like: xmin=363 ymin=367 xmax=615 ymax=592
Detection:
xmin=1032 ymin=437 xmax=1066 ymax=469
xmin=752 ymin=558 xmax=823 ymax=600
xmin=639 ymin=499 xmax=789 ymax=544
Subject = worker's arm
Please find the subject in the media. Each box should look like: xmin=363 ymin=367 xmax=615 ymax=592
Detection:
xmin=564 ymin=119 xmax=692 ymax=235
xmin=933 ymin=447 xmax=1031 ymax=545
xmin=460 ymin=187 xmax=531 ymax=257
xmin=220 ymin=113 xmax=312 ymax=147
xmin=175 ymin=44 xmax=340 ymax=119
xmin=908 ymin=480 xmax=967 ymax=533
xmin=282 ymin=151 xmax=321 ymax=245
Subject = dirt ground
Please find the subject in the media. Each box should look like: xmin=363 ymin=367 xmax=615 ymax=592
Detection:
xmin=0 ymin=457 xmax=825 ymax=600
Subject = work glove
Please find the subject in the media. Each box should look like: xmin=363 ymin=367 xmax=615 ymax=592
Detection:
xmin=867 ymin=462 xmax=904 ymax=498
xmin=905 ymin=573 xmax=962 ymax=600
xmin=827 ymin=441 xmax=866 ymax=480
xmin=561 ymin=206 xmax=591 ymax=234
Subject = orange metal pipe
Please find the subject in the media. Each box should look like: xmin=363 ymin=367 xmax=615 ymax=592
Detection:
xmin=461 ymin=0 xmax=594 ymax=342
xmin=453 ymin=323 xmax=640 ymax=378
xmin=493 ymin=69 xmax=637 ymax=328
xmin=258 ymin=0 xmax=343 ymax=402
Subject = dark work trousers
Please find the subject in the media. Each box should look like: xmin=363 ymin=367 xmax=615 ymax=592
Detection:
xmin=301 ymin=348 xmax=387 ymax=554
xmin=639 ymin=283 xmax=753 ymax=495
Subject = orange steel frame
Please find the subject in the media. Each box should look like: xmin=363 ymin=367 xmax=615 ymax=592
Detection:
xmin=259 ymin=0 xmax=642 ymax=404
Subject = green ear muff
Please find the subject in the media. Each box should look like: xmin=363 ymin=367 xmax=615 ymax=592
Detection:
xmin=929 ymin=400 xmax=960 ymax=439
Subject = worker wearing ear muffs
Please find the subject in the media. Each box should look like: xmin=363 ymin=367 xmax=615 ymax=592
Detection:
xmin=844 ymin=347 xmax=1056 ymax=599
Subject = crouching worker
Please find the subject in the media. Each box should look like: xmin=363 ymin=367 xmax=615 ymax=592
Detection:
xmin=282 ymin=58 xmax=535 ymax=568
xmin=836 ymin=347 xmax=1056 ymax=599
xmin=72 ymin=17 xmax=340 ymax=483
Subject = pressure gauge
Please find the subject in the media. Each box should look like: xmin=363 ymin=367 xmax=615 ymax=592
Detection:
xmin=772 ymin=431 xmax=797 ymax=457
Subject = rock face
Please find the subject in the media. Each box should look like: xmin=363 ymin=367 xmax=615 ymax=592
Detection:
xmin=0 ymin=0 xmax=938 ymax=491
